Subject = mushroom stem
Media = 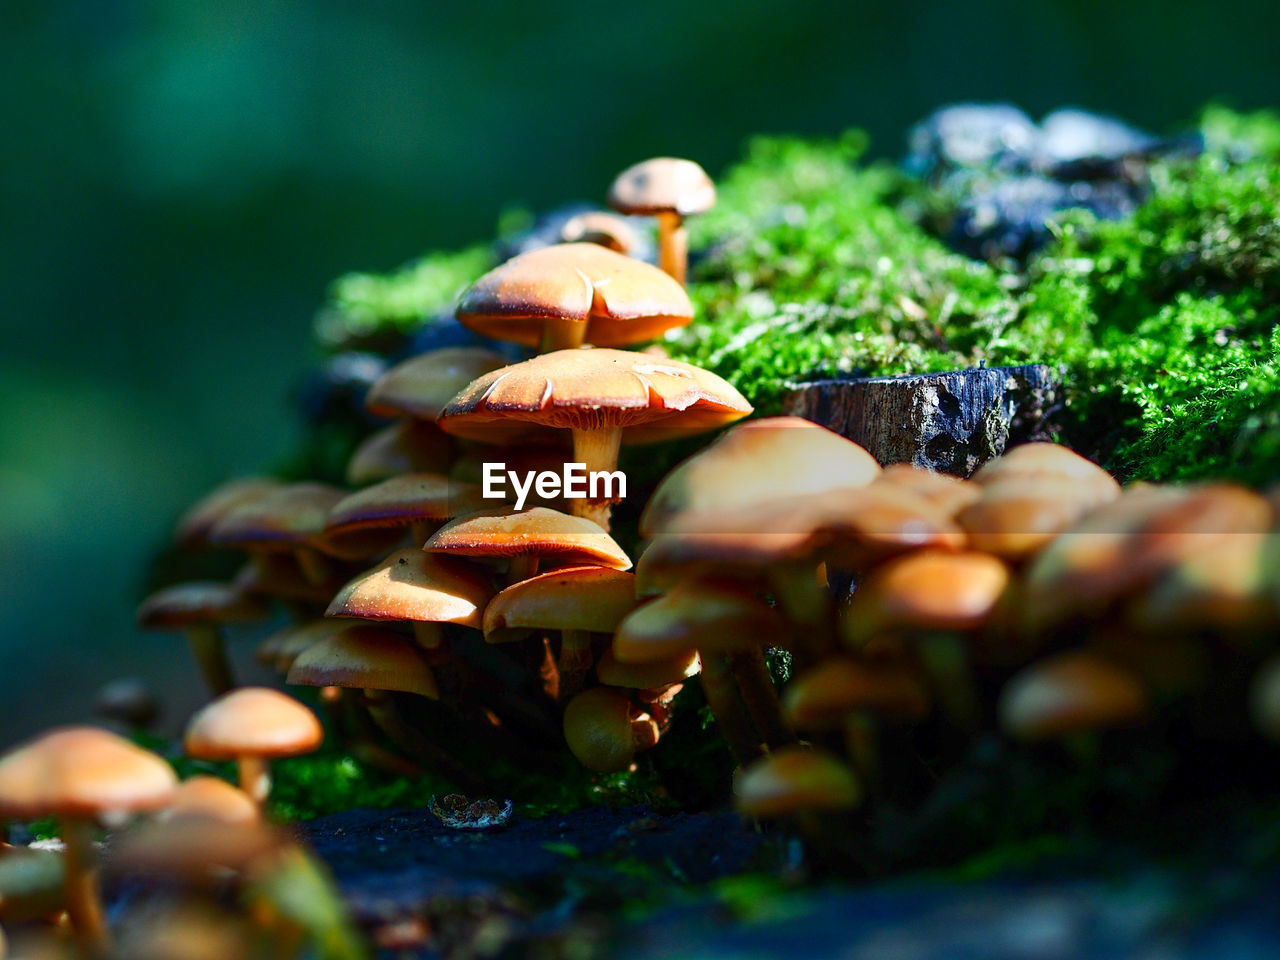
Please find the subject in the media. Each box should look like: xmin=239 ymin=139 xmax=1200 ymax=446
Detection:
xmin=557 ymin=630 xmax=594 ymax=701
xmin=61 ymin=816 xmax=108 ymax=952
xmin=631 ymin=713 xmax=661 ymax=753
xmin=238 ymin=755 xmax=272 ymax=809
xmin=655 ymin=211 xmax=688 ymax=285
xmin=184 ymin=623 xmax=235 ymax=697
xmin=728 ymin=648 xmax=793 ymax=749
xmin=699 ymin=652 xmax=763 ymax=764
xmin=570 ymin=426 xmax=624 ymax=532
xmin=506 ymin=556 xmax=541 ymax=586
xmin=539 ymin=317 xmax=587 ymax=353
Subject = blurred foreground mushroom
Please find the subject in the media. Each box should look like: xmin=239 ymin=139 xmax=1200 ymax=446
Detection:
xmin=0 ymin=728 xmax=177 ymax=950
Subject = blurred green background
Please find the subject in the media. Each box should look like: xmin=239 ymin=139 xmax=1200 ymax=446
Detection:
xmin=2 ymin=0 xmax=1278 ymax=745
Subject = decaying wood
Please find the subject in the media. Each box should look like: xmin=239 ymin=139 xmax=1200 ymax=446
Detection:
xmin=781 ymin=364 xmax=1060 ymax=477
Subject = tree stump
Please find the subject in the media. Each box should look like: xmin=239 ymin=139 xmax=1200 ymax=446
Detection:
xmin=780 ymin=364 xmax=1060 ymax=477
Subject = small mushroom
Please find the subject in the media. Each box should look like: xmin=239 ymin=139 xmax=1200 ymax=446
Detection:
xmin=558 ymin=211 xmax=641 ymax=255
xmin=439 ymin=348 xmax=751 ymax=529
xmin=562 ymin=687 xmax=660 ymax=773
xmin=94 ymin=677 xmax=160 ymax=731
xmin=174 ymin=477 xmax=283 ymax=549
xmin=998 ymin=651 xmax=1149 ymax=741
xmin=607 ymin=157 xmax=716 ymax=284
xmin=184 ymin=688 xmax=324 ymax=810
xmin=455 ymin=243 xmax=693 ymax=352
xmin=137 ymin=581 xmax=268 ymax=696
xmin=483 ymin=565 xmax=639 ymax=699
xmin=160 ymin=776 xmax=259 ymax=825
xmin=0 ymin=728 xmax=177 ymax=950
xmin=732 ymin=745 xmax=860 ymax=819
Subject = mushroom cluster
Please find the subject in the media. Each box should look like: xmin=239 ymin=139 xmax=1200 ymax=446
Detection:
xmin=127 ymin=155 xmax=1280 ymax=845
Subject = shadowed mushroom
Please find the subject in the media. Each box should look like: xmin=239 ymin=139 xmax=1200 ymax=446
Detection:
xmin=455 ymin=243 xmax=693 ymax=352
xmin=137 ymin=581 xmax=268 ymax=696
xmin=872 ymin=464 xmax=982 ymax=518
xmin=608 ymin=157 xmax=716 ymax=285
xmin=174 ymin=477 xmax=283 ymax=549
xmin=614 ymin=578 xmax=790 ymax=762
xmin=733 ymin=745 xmax=860 ymax=818
xmin=640 ymin=416 xmax=881 ymax=537
xmin=999 ymin=650 xmax=1149 ymax=741
xmin=94 ymin=677 xmax=160 ymax=731
xmin=0 ymin=728 xmax=177 ymax=951
xmin=325 ymin=548 xmax=494 ymax=648
xmin=326 ymin=473 xmax=487 ymax=545
xmin=365 ymin=347 xmax=509 ymax=421
xmin=439 ymin=348 xmax=751 ymax=529
xmin=346 ymin=419 xmax=454 ymax=486
xmin=562 ymin=687 xmax=660 ymax=773
xmin=842 ymin=549 xmax=1010 ymax=726
xmin=209 ymin=482 xmax=398 ymax=585
xmin=426 ymin=507 xmax=632 ymax=582
xmin=1250 ymin=657 xmax=1280 ymax=743
xmin=184 ymin=689 xmax=324 ymax=810
xmin=483 ymin=566 xmax=638 ymax=699
xmin=957 ymin=475 xmax=1119 ymax=562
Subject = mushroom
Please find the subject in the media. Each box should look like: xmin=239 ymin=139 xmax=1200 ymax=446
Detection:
xmin=425 ymin=506 xmax=632 ymax=582
xmin=325 ymin=548 xmax=494 ymax=648
xmin=326 ymin=473 xmax=487 ymax=545
xmin=174 ymin=477 xmax=283 ymax=549
xmin=137 ymin=581 xmax=268 ymax=696
xmin=365 ymin=347 xmax=509 ymax=421
xmin=732 ymin=745 xmax=860 ymax=818
xmin=871 ymin=464 xmax=982 ymax=518
xmin=483 ymin=565 xmax=638 ymax=699
xmin=0 ymin=727 xmax=177 ymax=950
xmin=998 ymin=651 xmax=1149 ymax=741
xmin=455 ymin=243 xmax=693 ymax=352
xmin=614 ymin=578 xmax=789 ymax=762
xmin=93 ymin=677 xmax=160 ymax=731
xmin=607 ymin=157 xmax=716 ymax=284
xmin=956 ymin=475 xmax=1119 ymax=562
xmin=438 ymin=348 xmax=752 ymax=529
xmin=184 ymin=688 xmax=324 ymax=810
xmin=562 ymin=687 xmax=660 ymax=773
xmin=639 ymin=416 xmax=882 ymax=537
xmin=558 ymin=211 xmax=641 ymax=255
xmin=209 ymin=482 xmax=398 ymax=585
xmin=0 ymin=844 xmax=66 ymax=926
xmin=160 ymin=776 xmax=259 ymax=825
xmin=841 ymin=549 xmax=1010 ymax=725
xmin=346 ymin=419 xmax=454 ymax=486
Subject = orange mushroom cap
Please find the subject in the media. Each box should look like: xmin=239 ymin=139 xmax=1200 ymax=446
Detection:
xmin=455 ymin=244 xmax=693 ymax=348
xmin=437 ymin=348 xmax=751 ymax=445
xmin=326 ymin=549 xmax=494 ymax=629
xmin=482 ymin=565 xmax=638 ymax=643
xmin=426 ymin=507 xmax=632 ymax=570
xmin=607 ymin=157 xmax=716 ymax=218
xmin=184 ymin=688 xmax=323 ymax=762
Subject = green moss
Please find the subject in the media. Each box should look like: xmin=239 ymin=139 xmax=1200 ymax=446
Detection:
xmin=315 ymin=244 xmax=493 ymax=347
xmin=307 ymin=108 xmax=1280 ymax=487
xmin=668 ymin=133 xmax=1018 ymax=412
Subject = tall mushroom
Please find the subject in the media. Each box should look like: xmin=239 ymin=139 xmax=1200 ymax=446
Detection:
xmin=455 ymin=243 xmax=693 ymax=352
xmin=607 ymin=157 xmax=716 ymax=285
xmin=0 ymin=728 xmax=177 ymax=950
xmin=438 ymin=348 xmax=751 ymax=530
